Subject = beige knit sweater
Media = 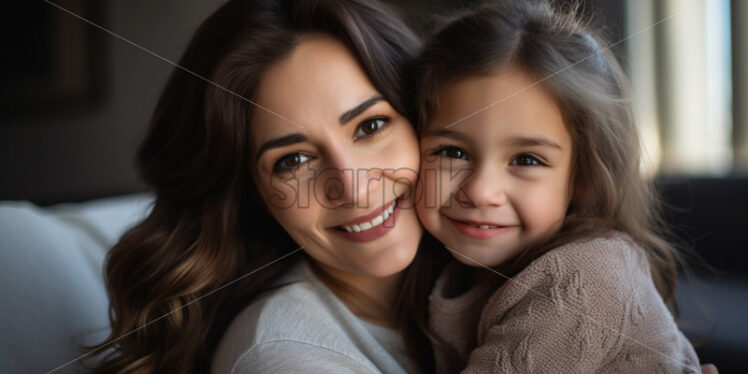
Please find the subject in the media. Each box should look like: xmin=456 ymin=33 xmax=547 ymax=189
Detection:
xmin=428 ymin=233 xmax=701 ymax=373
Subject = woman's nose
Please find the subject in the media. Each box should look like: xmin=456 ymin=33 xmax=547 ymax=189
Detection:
xmin=458 ymin=163 xmax=507 ymax=208
xmin=319 ymin=153 xmax=382 ymax=208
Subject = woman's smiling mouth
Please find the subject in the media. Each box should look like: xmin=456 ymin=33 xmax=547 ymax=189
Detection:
xmin=328 ymin=197 xmax=403 ymax=242
xmin=338 ymin=199 xmax=396 ymax=232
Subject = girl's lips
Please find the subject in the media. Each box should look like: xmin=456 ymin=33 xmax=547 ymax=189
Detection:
xmin=327 ymin=198 xmax=403 ymax=243
xmin=444 ymin=214 xmax=514 ymax=240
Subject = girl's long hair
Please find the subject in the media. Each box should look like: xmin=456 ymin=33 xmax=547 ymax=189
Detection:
xmin=413 ymin=0 xmax=683 ymax=303
xmin=81 ymin=1 xmax=427 ymax=372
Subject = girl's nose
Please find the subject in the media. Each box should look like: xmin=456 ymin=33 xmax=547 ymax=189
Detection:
xmin=458 ymin=163 xmax=507 ymax=208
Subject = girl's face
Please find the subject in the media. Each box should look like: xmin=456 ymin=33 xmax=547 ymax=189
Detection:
xmin=416 ymin=67 xmax=573 ymax=267
xmin=250 ymin=36 xmax=422 ymax=280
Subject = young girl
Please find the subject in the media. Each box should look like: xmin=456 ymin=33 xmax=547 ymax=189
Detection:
xmin=413 ymin=1 xmax=702 ymax=373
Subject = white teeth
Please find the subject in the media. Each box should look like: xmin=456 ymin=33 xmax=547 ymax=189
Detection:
xmin=340 ymin=200 xmax=397 ymax=233
xmin=465 ymin=222 xmax=500 ymax=229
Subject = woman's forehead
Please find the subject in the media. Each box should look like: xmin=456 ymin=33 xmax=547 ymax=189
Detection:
xmin=252 ymin=36 xmax=381 ymax=129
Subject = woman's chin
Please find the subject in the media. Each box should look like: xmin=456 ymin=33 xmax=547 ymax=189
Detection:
xmin=372 ymin=245 xmax=418 ymax=277
xmin=360 ymin=213 xmax=422 ymax=277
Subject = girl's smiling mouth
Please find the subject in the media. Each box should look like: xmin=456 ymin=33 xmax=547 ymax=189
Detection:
xmin=442 ymin=213 xmax=516 ymax=240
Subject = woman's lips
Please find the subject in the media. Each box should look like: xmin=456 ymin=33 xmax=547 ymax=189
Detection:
xmin=443 ymin=214 xmax=514 ymax=240
xmin=327 ymin=198 xmax=402 ymax=243
xmin=335 ymin=198 xmax=399 ymax=227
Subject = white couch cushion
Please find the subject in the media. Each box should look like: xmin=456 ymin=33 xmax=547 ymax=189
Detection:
xmin=0 ymin=194 xmax=152 ymax=373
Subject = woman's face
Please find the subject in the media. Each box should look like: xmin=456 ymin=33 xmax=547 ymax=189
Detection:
xmin=250 ymin=36 xmax=422 ymax=280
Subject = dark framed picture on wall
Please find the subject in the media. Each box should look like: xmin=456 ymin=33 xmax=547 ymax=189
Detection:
xmin=0 ymin=0 xmax=107 ymax=120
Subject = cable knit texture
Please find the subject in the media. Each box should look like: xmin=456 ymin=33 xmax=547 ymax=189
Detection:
xmin=429 ymin=232 xmax=700 ymax=373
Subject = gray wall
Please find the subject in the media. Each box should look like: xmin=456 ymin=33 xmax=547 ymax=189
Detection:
xmin=0 ymin=0 xmax=225 ymax=204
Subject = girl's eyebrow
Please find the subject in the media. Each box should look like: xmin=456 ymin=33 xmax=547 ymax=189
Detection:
xmin=423 ymin=128 xmax=562 ymax=150
xmin=422 ymin=128 xmax=471 ymax=142
xmin=506 ymin=136 xmax=562 ymax=150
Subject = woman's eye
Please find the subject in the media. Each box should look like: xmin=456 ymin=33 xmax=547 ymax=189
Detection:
xmin=435 ymin=146 xmax=469 ymax=160
xmin=354 ymin=117 xmax=389 ymax=139
xmin=510 ymin=154 xmax=544 ymax=166
xmin=273 ymin=153 xmax=310 ymax=172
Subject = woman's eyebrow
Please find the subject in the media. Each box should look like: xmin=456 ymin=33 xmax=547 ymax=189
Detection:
xmin=255 ymin=133 xmax=308 ymax=162
xmin=338 ymin=96 xmax=383 ymax=125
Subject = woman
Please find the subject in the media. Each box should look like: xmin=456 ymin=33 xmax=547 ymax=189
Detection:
xmin=84 ymin=0 xmax=434 ymax=372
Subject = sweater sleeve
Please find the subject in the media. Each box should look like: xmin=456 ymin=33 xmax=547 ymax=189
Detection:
xmin=461 ymin=235 xmax=700 ymax=374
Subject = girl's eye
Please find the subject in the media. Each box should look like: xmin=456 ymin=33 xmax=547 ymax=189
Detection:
xmin=510 ymin=154 xmax=544 ymax=166
xmin=434 ymin=146 xmax=469 ymax=160
xmin=273 ymin=153 xmax=310 ymax=172
xmin=354 ymin=117 xmax=390 ymax=139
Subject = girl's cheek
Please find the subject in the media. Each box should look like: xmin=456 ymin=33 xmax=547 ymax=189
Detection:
xmin=521 ymin=186 xmax=567 ymax=234
xmin=415 ymin=161 xmax=441 ymax=225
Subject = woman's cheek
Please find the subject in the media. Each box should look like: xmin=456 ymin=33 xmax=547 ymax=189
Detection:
xmin=389 ymin=125 xmax=420 ymax=172
xmin=381 ymin=125 xmax=421 ymax=200
xmin=263 ymin=174 xmax=301 ymax=210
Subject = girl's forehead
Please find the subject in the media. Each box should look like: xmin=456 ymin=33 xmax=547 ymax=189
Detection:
xmin=427 ymin=69 xmax=563 ymax=133
xmin=420 ymin=73 xmax=571 ymax=158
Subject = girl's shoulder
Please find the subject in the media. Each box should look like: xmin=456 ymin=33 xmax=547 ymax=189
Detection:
xmin=521 ymin=231 xmax=649 ymax=285
xmin=484 ymin=231 xmax=652 ymax=314
xmin=472 ymin=232 xmax=700 ymax=373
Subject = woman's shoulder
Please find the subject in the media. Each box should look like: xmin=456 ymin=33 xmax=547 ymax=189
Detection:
xmin=232 ymin=279 xmax=337 ymax=339
xmin=211 ymin=265 xmax=379 ymax=373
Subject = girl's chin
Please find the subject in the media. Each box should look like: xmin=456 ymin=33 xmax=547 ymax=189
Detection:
xmin=450 ymin=249 xmax=505 ymax=268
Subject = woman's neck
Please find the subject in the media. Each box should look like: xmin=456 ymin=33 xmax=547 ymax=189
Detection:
xmin=311 ymin=261 xmax=403 ymax=327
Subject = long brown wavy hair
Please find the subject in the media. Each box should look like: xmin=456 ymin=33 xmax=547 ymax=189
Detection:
xmin=412 ymin=0 xmax=684 ymax=303
xmin=81 ymin=0 xmax=431 ymax=372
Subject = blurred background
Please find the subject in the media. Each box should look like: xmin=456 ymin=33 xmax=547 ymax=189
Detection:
xmin=1 ymin=0 xmax=746 ymax=372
